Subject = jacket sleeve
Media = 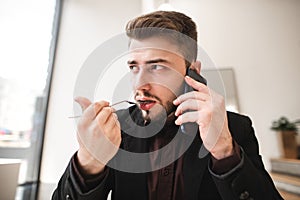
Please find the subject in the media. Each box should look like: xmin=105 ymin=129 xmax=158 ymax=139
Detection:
xmin=209 ymin=114 xmax=283 ymax=200
xmin=51 ymin=156 xmax=112 ymax=200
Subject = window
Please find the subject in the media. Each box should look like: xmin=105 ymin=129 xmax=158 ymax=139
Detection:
xmin=0 ymin=0 xmax=61 ymax=199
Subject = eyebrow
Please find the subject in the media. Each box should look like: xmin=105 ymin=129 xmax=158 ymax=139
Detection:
xmin=127 ymin=58 xmax=170 ymax=65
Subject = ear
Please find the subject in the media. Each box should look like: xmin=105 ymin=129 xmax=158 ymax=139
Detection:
xmin=189 ymin=60 xmax=201 ymax=74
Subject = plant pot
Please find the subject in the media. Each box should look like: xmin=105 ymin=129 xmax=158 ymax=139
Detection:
xmin=277 ymin=131 xmax=298 ymax=159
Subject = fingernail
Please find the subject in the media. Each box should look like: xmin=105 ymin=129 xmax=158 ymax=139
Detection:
xmin=74 ymin=96 xmax=80 ymax=102
xmin=185 ymin=75 xmax=191 ymax=80
xmin=173 ymin=99 xmax=178 ymax=105
xmin=175 ymin=116 xmax=181 ymax=125
xmin=199 ymin=123 xmax=204 ymax=128
xmin=174 ymin=108 xmax=181 ymax=117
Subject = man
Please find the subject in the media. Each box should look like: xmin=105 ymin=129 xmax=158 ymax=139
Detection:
xmin=52 ymin=11 xmax=283 ymax=200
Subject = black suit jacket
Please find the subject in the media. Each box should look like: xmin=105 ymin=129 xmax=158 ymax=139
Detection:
xmin=52 ymin=108 xmax=283 ymax=200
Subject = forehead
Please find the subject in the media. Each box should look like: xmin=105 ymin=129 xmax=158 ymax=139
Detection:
xmin=128 ymin=37 xmax=184 ymax=60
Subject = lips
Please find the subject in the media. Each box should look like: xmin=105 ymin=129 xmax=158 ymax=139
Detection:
xmin=136 ymin=98 xmax=157 ymax=111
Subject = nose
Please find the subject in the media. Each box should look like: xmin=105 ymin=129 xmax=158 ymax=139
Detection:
xmin=132 ymin=68 xmax=152 ymax=91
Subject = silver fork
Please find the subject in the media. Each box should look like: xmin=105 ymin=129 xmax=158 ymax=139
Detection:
xmin=68 ymin=100 xmax=136 ymax=118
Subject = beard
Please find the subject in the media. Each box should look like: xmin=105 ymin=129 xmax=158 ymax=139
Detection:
xmin=145 ymin=100 xmax=176 ymax=122
xmin=134 ymin=80 xmax=185 ymax=123
xmin=135 ymin=91 xmax=177 ymax=123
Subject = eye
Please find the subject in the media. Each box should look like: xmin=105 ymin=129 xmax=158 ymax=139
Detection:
xmin=149 ymin=65 xmax=165 ymax=71
xmin=129 ymin=65 xmax=139 ymax=73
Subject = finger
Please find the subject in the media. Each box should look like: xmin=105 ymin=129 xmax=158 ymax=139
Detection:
xmin=74 ymin=96 xmax=92 ymax=111
xmin=175 ymin=110 xmax=201 ymax=125
xmin=110 ymin=107 xmax=116 ymax=113
xmin=83 ymin=101 xmax=110 ymax=121
xmin=95 ymin=107 xmax=114 ymax=125
xmin=105 ymin=113 xmax=120 ymax=131
xmin=174 ymin=99 xmax=206 ymax=116
xmin=175 ymin=110 xmax=211 ymax=126
xmin=185 ymin=75 xmax=208 ymax=93
xmin=173 ymin=91 xmax=210 ymax=106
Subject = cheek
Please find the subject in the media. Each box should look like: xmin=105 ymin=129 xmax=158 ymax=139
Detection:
xmin=157 ymin=74 xmax=184 ymax=91
xmin=130 ymin=78 xmax=136 ymax=90
xmin=130 ymin=75 xmax=141 ymax=90
xmin=152 ymin=84 xmax=179 ymax=102
xmin=160 ymin=78 xmax=184 ymax=97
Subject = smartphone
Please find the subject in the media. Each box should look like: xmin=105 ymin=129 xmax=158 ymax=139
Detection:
xmin=180 ymin=68 xmax=207 ymax=134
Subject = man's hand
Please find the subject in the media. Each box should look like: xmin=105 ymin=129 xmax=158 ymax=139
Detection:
xmin=74 ymin=96 xmax=121 ymax=175
xmin=173 ymin=76 xmax=234 ymax=160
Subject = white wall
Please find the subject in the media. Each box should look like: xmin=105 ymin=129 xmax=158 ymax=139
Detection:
xmin=169 ymin=0 xmax=300 ymax=169
xmin=40 ymin=0 xmax=141 ymax=183
xmin=41 ymin=0 xmax=300 ymax=185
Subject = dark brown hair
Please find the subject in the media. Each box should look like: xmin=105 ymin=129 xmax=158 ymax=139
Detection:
xmin=126 ymin=11 xmax=198 ymax=65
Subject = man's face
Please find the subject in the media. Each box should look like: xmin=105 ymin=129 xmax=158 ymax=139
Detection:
xmin=128 ymin=37 xmax=186 ymax=121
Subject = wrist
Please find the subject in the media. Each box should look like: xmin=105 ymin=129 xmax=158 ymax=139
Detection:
xmin=211 ymin=138 xmax=234 ymax=160
xmin=77 ymin=148 xmax=105 ymax=175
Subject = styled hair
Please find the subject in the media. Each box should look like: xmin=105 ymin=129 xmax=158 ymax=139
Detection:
xmin=125 ymin=11 xmax=198 ymax=66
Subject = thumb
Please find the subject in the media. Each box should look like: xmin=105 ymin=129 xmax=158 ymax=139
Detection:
xmin=74 ymin=96 xmax=92 ymax=111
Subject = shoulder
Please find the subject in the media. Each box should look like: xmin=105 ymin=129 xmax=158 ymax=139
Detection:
xmin=227 ymin=111 xmax=255 ymax=144
xmin=227 ymin=111 xmax=252 ymax=129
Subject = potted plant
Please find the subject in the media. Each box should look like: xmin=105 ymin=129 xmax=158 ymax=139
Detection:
xmin=271 ymin=117 xmax=299 ymax=159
